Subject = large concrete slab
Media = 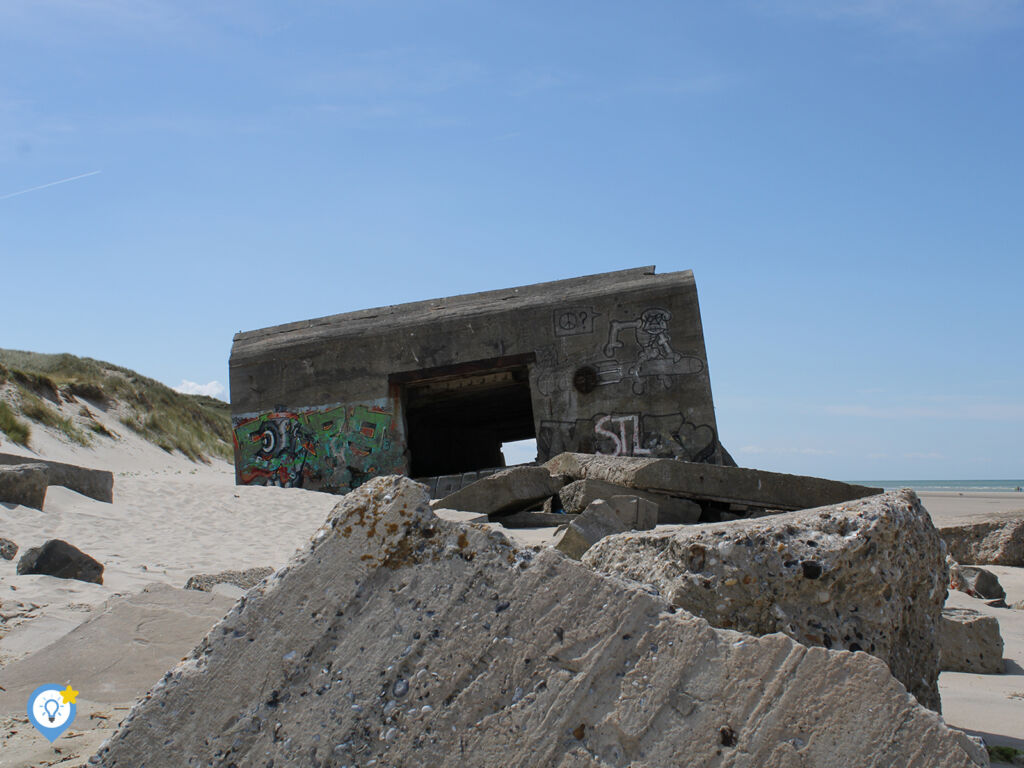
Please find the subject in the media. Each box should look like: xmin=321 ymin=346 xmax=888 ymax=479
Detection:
xmin=545 ymin=452 xmax=883 ymax=511
xmin=0 ymin=584 xmax=233 ymax=708
xmin=93 ymin=477 xmax=985 ymax=767
xmin=0 ymin=452 xmax=113 ymax=503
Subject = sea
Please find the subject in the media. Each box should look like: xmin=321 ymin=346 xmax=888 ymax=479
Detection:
xmin=850 ymin=480 xmax=1024 ymax=493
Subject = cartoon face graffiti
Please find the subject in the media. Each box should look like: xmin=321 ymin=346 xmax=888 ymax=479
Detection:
xmin=604 ymin=306 xmax=682 ymax=375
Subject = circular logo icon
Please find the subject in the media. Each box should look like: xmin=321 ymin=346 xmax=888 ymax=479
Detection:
xmin=27 ymin=684 xmax=77 ymax=743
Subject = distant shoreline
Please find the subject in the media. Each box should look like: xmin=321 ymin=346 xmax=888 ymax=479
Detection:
xmin=851 ymin=480 xmax=1024 ymax=494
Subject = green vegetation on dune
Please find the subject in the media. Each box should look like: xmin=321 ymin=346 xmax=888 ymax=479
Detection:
xmin=0 ymin=400 xmax=31 ymax=446
xmin=18 ymin=389 xmax=91 ymax=446
xmin=0 ymin=349 xmax=232 ymax=462
xmin=988 ymin=745 xmax=1024 ymax=764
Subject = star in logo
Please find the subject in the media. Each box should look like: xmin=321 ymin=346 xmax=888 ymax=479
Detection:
xmin=59 ymin=685 xmax=78 ymax=705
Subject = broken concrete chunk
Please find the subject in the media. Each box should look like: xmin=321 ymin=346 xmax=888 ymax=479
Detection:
xmin=559 ymin=477 xmax=701 ymax=524
xmin=0 ymin=537 xmax=17 ymax=561
xmin=583 ymin=489 xmax=946 ymax=711
xmin=497 ymin=511 xmax=575 ymax=528
xmin=91 ymin=477 xmax=986 ymax=768
xmin=0 ymin=452 xmax=114 ymax=503
xmin=949 ymin=559 xmax=1006 ymax=601
xmin=553 ymin=499 xmax=628 ymax=560
xmin=940 ymin=607 xmax=1004 ymax=674
xmin=434 ymin=465 xmax=566 ymax=516
xmin=605 ymin=495 xmax=658 ymax=530
xmin=184 ymin=567 xmax=274 ymax=592
xmin=16 ymin=539 xmax=103 ymax=584
xmin=432 ymin=508 xmax=489 ymax=525
xmin=545 ymin=452 xmax=883 ymax=511
xmin=0 ymin=463 xmax=48 ymax=510
xmin=940 ymin=516 xmax=1024 ymax=567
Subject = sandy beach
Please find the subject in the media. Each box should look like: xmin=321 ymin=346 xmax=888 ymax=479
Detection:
xmin=1 ymin=429 xmax=1022 ymax=765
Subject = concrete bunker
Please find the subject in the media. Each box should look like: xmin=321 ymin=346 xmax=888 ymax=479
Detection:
xmin=229 ymin=266 xmax=729 ymax=494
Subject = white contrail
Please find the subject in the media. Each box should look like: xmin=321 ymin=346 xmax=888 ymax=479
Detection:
xmin=0 ymin=170 xmax=102 ymax=201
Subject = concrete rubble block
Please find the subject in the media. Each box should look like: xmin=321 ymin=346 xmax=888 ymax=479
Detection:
xmin=553 ymin=499 xmax=629 ymax=560
xmin=184 ymin=567 xmax=274 ymax=592
xmin=582 ymin=489 xmax=947 ymax=711
xmin=91 ymin=477 xmax=986 ymax=768
xmin=545 ymin=452 xmax=883 ymax=511
xmin=433 ymin=474 xmax=464 ymax=498
xmin=0 ymin=462 xmax=48 ymax=510
xmin=605 ymin=495 xmax=658 ymax=530
xmin=0 ymin=452 xmax=114 ymax=503
xmin=948 ymin=559 xmax=1006 ymax=601
xmin=435 ymin=465 xmax=567 ymax=516
xmin=16 ymin=539 xmax=104 ymax=584
xmin=499 ymin=511 xmax=576 ymax=528
xmin=0 ymin=537 xmax=18 ymax=561
xmin=432 ymin=508 xmax=489 ymax=525
xmin=940 ymin=516 xmax=1024 ymax=567
xmin=559 ymin=477 xmax=701 ymax=524
xmin=940 ymin=607 xmax=1004 ymax=674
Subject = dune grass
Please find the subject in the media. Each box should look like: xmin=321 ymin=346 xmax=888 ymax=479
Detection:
xmin=0 ymin=348 xmax=232 ymax=462
xmin=18 ymin=388 xmax=92 ymax=446
xmin=0 ymin=400 xmax=31 ymax=446
xmin=988 ymin=745 xmax=1023 ymax=763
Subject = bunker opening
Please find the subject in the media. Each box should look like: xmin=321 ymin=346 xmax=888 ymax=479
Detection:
xmin=394 ymin=356 xmax=536 ymax=478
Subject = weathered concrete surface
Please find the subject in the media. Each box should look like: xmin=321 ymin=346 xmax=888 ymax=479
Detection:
xmin=583 ymin=490 xmax=947 ymax=711
xmin=93 ymin=477 xmax=985 ymax=767
xmin=231 ymin=267 xmax=731 ymax=494
xmin=434 ymin=465 xmax=567 ymax=516
xmin=940 ymin=607 xmax=1004 ymax=674
xmin=545 ymin=453 xmax=883 ymax=511
xmin=604 ymin=495 xmax=658 ymax=530
xmin=0 ymin=452 xmax=113 ymax=503
xmin=16 ymin=538 xmax=104 ymax=584
xmin=0 ymin=536 xmax=17 ymax=560
xmin=432 ymin=508 xmax=489 ymax=525
xmin=0 ymin=585 xmax=233 ymax=707
xmin=0 ymin=462 xmax=47 ymax=510
xmin=499 ymin=510 xmax=577 ymax=528
xmin=559 ymin=477 xmax=701 ymax=524
xmin=941 ymin=515 xmax=1024 ymax=567
xmin=553 ymin=500 xmax=629 ymax=560
xmin=950 ymin=559 xmax=1007 ymax=601
xmin=184 ymin=566 xmax=274 ymax=592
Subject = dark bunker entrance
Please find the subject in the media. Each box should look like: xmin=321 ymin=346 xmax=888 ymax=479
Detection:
xmin=395 ymin=356 xmax=536 ymax=478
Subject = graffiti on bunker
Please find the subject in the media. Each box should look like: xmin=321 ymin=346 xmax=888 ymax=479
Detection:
xmin=537 ymin=412 xmax=719 ymax=463
xmin=233 ymin=401 xmax=405 ymax=491
xmin=602 ymin=307 xmax=705 ymax=394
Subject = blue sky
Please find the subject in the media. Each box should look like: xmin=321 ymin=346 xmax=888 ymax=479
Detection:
xmin=1 ymin=1 xmax=1022 ymax=480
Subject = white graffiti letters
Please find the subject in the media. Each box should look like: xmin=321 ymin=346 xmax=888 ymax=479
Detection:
xmin=594 ymin=414 xmax=652 ymax=457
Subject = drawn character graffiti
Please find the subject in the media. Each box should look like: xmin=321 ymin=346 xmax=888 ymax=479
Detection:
xmin=602 ymin=307 xmax=705 ymax=393
xmin=233 ymin=401 xmax=405 ymax=491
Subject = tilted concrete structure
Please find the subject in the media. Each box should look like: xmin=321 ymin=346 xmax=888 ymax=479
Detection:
xmin=230 ymin=267 xmax=728 ymax=493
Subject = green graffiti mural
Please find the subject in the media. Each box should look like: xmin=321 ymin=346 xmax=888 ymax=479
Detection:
xmin=232 ymin=400 xmax=405 ymax=491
